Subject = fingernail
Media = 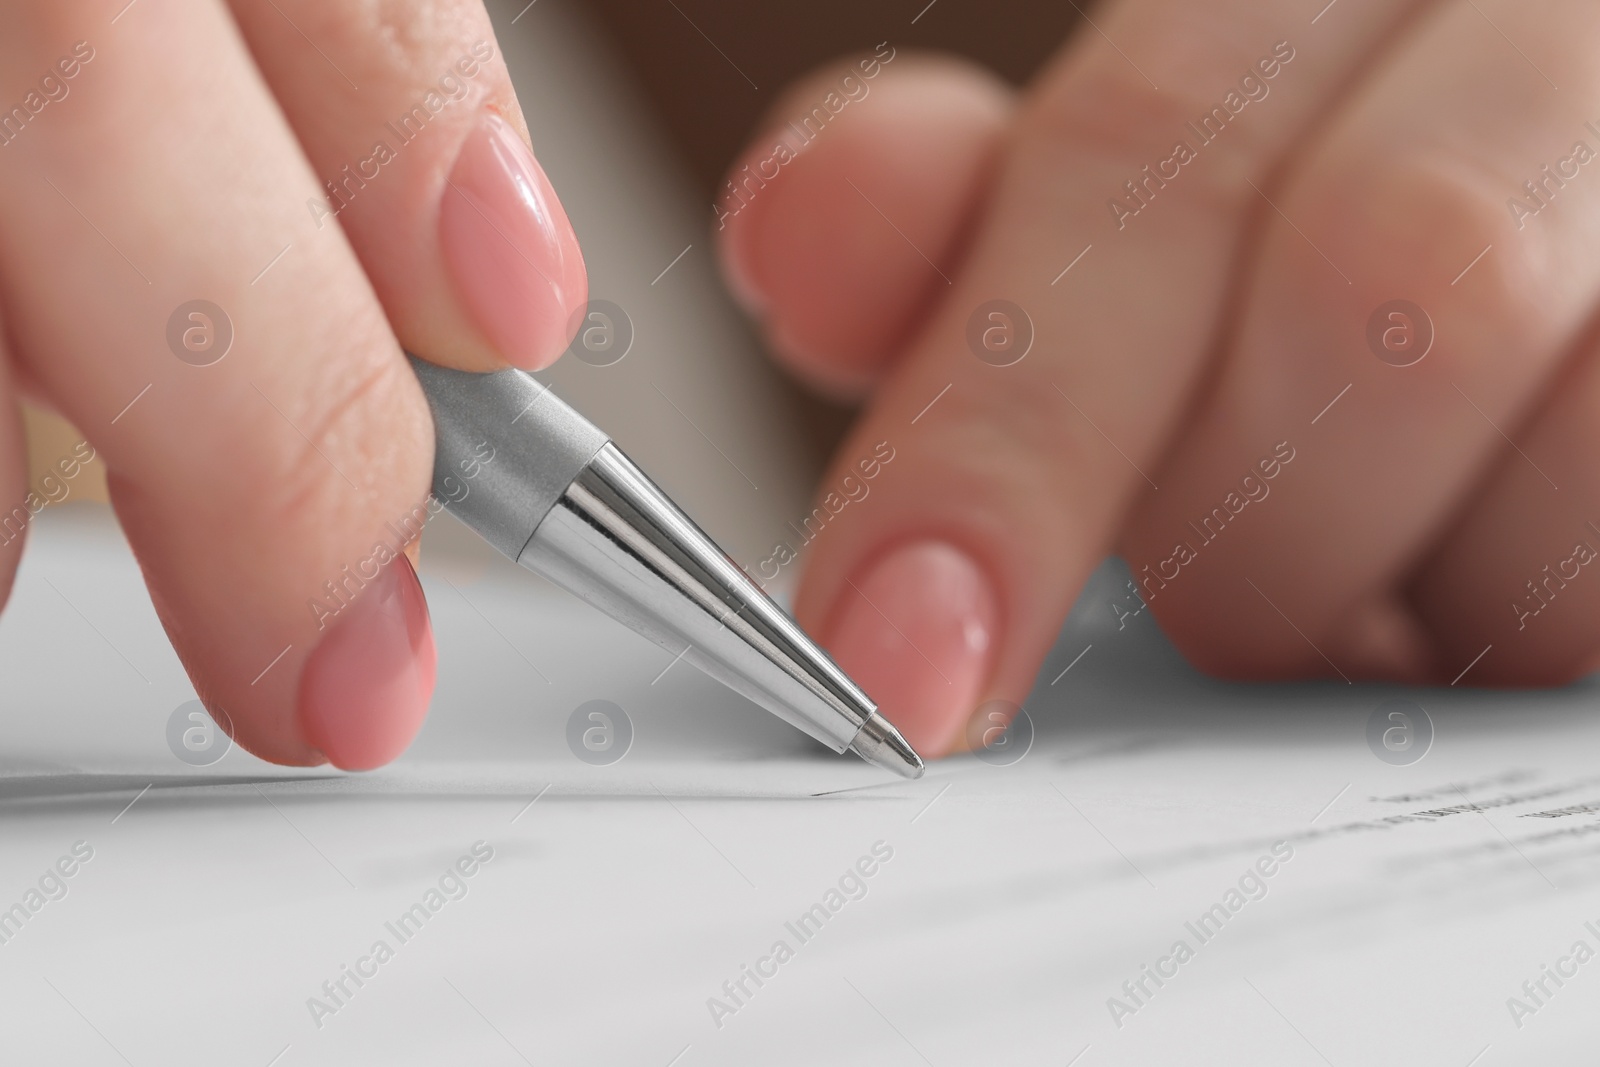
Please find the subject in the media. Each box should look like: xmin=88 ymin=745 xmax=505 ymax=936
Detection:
xmin=716 ymin=216 xmax=770 ymax=317
xmin=297 ymin=554 xmax=436 ymax=770
xmin=714 ymin=139 xmax=789 ymax=318
xmin=820 ymin=541 xmax=998 ymax=757
xmin=441 ymin=110 xmax=587 ymax=370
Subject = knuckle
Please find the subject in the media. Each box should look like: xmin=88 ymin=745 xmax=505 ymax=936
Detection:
xmin=272 ymin=1 xmax=500 ymax=95
xmin=1017 ymin=65 xmax=1270 ymax=224
xmin=1289 ymin=159 xmax=1548 ymax=360
xmin=933 ymin=375 xmax=1134 ymax=548
xmin=252 ymin=346 xmax=423 ymax=536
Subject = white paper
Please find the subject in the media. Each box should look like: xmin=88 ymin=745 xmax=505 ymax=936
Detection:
xmin=2 ymin=506 xmax=1598 ymax=1065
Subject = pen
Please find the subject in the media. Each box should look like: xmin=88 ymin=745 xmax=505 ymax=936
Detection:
xmin=408 ymin=357 xmax=925 ymax=779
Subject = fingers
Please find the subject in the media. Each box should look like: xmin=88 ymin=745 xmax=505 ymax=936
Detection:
xmin=226 ymin=0 xmax=585 ymax=371
xmin=0 ymin=2 xmax=435 ymax=768
xmin=1122 ymin=0 xmax=1600 ymax=682
xmin=0 ymin=346 xmax=29 ymax=612
xmin=790 ymin=0 xmax=1428 ymax=755
xmin=1409 ymin=338 xmax=1600 ymax=685
xmin=715 ymin=52 xmax=1012 ymax=398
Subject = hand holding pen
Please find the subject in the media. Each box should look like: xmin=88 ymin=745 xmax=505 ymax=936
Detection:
xmin=2 ymin=1 xmax=1596 ymax=773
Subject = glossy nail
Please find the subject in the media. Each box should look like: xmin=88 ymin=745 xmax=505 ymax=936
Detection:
xmin=440 ymin=110 xmax=587 ymax=370
xmin=820 ymin=541 xmax=998 ymax=757
xmin=297 ymin=554 xmax=436 ymax=770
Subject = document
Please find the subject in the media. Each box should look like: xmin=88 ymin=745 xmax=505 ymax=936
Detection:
xmin=1 ymin=508 xmax=1596 ymax=1065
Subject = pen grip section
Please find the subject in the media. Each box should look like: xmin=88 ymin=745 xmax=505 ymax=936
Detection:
xmin=408 ymin=356 xmax=608 ymax=560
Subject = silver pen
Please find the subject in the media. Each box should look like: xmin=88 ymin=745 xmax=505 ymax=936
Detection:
xmin=408 ymin=357 xmax=924 ymax=779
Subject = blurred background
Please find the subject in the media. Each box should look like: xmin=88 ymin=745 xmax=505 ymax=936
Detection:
xmin=583 ymin=0 xmax=1077 ymax=197
xmin=23 ymin=0 xmax=1087 ymax=576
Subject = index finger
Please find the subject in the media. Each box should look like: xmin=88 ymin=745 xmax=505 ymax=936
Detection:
xmin=790 ymin=0 xmax=1435 ymax=755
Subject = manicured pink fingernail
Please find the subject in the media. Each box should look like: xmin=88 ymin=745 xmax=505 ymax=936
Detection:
xmin=297 ymin=554 xmax=436 ymax=770
xmin=441 ymin=110 xmax=587 ymax=370
xmin=821 ymin=541 xmax=998 ymax=757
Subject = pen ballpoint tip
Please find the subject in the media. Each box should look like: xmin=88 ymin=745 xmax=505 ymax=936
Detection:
xmin=849 ymin=711 xmax=926 ymax=779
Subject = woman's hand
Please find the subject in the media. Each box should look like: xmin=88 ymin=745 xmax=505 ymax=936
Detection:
xmin=718 ymin=1 xmax=1600 ymax=756
xmin=0 ymin=1 xmax=584 ymax=768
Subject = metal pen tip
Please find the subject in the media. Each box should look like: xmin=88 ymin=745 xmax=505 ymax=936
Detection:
xmin=409 ymin=361 xmax=931 ymax=777
xmin=849 ymin=711 xmax=926 ymax=779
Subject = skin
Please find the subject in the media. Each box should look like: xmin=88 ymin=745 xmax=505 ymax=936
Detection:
xmin=717 ymin=1 xmax=1600 ymax=756
xmin=6 ymin=1 xmax=1598 ymax=769
xmin=0 ymin=0 xmax=581 ymax=766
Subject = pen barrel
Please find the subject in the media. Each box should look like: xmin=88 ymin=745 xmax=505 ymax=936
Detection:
xmin=518 ymin=443 xmax=874 ymax=752
xmin=408 ymin=357 xmax=608 ymax=560
xmin=408 ymin=355 xmax=877 ymax=756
